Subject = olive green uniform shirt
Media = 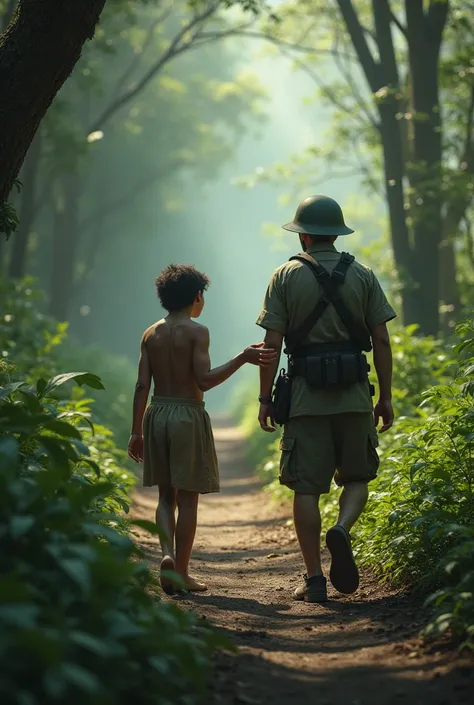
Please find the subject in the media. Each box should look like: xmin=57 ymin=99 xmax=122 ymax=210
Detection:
xmin=256 ymin=242 xmax=396 ymax=418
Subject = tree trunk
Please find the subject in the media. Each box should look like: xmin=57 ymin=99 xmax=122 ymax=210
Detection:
xmin=0 ymin=0 xmax=106 ymax=207
xmin=337 ymin=1 xmax=420 ymax=325
xmin=439 ymin=236 xmax=460 ymax=322
xmin=8 ymin=129 xmax=42 ymax=278
xmin=49 ymin=174 xmax=81 ymax=321
xmin=405 ymin=0 xmax=449 ymax=336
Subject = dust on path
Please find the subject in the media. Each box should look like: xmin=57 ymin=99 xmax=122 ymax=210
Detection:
xmin=133 ymin=416 xmax=473 ymax=705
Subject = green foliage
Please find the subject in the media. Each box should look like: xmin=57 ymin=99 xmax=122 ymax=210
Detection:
xmin=0 ymin=276 xmax=68 ymax=378
xmin=0 ymin=276 xmax=135 ymax=446
xmin=0 ymin=371 xmax=220 ymax=704
xmin=0 ymin=200 xmax=20 ymax=239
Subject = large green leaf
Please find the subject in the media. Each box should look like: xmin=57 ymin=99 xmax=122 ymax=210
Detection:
xmin=40 ymin=373 xmax=105 ymax=399
xmin=0 ymin=382 xmax=27 ymax=401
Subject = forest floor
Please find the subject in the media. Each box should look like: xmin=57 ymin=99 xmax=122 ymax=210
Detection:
xmin=133 ymin=416 xmax=474 ymax=705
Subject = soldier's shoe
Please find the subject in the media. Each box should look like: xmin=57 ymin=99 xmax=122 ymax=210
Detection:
xmin=293 ymin=574 xmax=328 ymax=603
xmin=326 ymin=524 xmax=359 ymax=595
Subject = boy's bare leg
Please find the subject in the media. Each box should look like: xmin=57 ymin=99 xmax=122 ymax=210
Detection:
xmin=175 ymin=489 xmax=207 ymax=592
xmin=156 ymin=486 xmax=177 ymax=594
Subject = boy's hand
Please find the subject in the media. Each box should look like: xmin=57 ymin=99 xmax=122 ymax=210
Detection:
xmin=242 ymin=343 xmax=278 ymax=367
xmin=128 ymin=434 xmax=144 ymax=462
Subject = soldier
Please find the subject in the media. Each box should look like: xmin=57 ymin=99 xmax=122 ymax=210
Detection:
xmin=256 ymin=195 xmax=396 ymax=603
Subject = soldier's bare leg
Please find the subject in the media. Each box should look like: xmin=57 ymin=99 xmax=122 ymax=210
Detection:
xmin=337 ymin=481 xmax=369 ymax=532
xmin=325 ymin=482 xmax=368 ymax=595
xmin=175 ymin=489 xmax=207 ymax=591
xmin=157 ymin=485 xmax=177 ymax=594
xmin=293 ymin=493 xmax=323 ymax=577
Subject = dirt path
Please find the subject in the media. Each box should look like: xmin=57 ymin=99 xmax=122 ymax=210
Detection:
xmin=133 ymin=417 xmax=473 ymax=705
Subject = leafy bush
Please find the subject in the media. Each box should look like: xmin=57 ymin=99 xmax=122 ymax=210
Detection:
xmin=0 ymin=371 xmax=220 ymax=704
xmin=0 ymin=276 xmax=135 ymax=447
xmin=355 ymin=319 xmax=474 ymax=646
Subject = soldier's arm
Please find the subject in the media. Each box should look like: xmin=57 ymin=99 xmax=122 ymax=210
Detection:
xmin=259 ymin=329 xmax=283 ymax=399
xmin=192 ymin=326 xmax=276 ymax=392
xmin=258 ymin=329 xmax=284 ymax=432
xmin=371 ymin=322 xmax=394 ymax=432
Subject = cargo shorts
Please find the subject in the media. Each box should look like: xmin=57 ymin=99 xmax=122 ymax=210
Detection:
xmin=279 ymin=412 xmax=379 ymax=495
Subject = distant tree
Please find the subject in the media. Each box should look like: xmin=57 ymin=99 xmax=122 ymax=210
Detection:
xmin=243 ymin=0 xmax=474 ymax=335
xmin=0 ymin=0 xmax=268 ymax=240
xmin=1 ymin=0 xmax=266 ymax=321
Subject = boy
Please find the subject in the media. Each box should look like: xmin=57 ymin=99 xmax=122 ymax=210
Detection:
xmin=128 ymin=263 xmax=275 ymax=594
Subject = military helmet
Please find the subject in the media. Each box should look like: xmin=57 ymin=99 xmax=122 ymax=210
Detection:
xmin=282 ymin=195 xmax=354 ymax=237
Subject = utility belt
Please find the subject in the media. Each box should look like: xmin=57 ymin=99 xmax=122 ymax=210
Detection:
xmin=288 ymin=342 xmax=372 ymax=391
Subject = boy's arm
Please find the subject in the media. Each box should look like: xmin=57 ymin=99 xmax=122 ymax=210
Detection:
xmin=192 ymin=326 xmax=276 ymax=392
xmin=128 ymin=336 xmax=151 ymax=461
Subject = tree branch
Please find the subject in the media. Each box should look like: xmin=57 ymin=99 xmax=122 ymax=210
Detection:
xmin=335 ymin=0 xmax=382 ymax=92
xmin=194 ymin=27 xmax=359 ymax=62
xmin=390 ymin=10 xmax=407 ymax=38
xmin=87 ymin=2 xmax=221 ymax=134
xmin=275 ymin=40 xmax=379 ymax=133
xmin=427 ymin=0 xmax=449 ymax=54
xmin=373 ymin=0 xmax=400 ymax=88
xmin=111 ymin=5 xmax=174 ymax=103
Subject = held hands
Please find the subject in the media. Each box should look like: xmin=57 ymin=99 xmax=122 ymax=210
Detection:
xmin=374 ymin=398 xmax=394 ymax=433
xmin=128 ymin=434 xmax=144 ymax=462
xmin=243 ymin=342 xmax=278 ymax=367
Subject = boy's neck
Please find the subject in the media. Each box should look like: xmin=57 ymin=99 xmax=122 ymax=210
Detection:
xmin=167 ymin=307 xmax=192 ymax=321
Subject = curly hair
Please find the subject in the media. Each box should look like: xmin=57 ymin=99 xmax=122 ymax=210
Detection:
xmin=155 ymin=264 xmax=210 ymax=312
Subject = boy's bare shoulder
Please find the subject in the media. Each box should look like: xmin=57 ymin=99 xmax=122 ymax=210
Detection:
xmin=141 ymin=319 xmax=166 ymax=344
xmin=189 ymin=320 xmax=209 ymax=341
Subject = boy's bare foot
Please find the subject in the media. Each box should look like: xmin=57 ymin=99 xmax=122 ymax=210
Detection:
xmin=160 ymin=555 xmax=176 ymax=595
xmin=182 ymin=575 xmax=208 ymax=592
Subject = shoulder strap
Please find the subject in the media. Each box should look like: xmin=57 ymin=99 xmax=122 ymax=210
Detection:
xmin=285 ymin=252 xmax=372 ymax=353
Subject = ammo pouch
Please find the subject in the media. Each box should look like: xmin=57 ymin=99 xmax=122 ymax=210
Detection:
xmin=272 ymin=368 xmax=292 ymax=425
xmin=288 ymin=348 xmax=370 ymax=389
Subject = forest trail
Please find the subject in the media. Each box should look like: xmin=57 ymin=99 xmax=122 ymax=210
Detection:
xmin=133 ymin=417 xmax=473 ymax=705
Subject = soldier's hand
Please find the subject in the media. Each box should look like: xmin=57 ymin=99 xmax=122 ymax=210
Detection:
xmin=258 ymin=402 xmax=276 ymax=432
xmin=128 ymin=434 xmax=144 ymax=462
xmin=374 ymin=399 xmax=394 ymax=433
xmin=243 ymin=343 xmax=278 ymax=367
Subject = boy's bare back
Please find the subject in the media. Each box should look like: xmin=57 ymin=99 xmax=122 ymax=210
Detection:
xmin=143 ymin=317 xmax=207 ymax=401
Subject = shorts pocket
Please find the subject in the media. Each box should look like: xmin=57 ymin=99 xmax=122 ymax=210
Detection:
xmin=279 ymin=437 xmax=296 ymax=485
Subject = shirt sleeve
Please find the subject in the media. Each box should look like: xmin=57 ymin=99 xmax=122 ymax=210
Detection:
xmin=365 ymin=270 xmax=397 ymax=330
xmin=255 ymin=268 xmax=288 ymax=335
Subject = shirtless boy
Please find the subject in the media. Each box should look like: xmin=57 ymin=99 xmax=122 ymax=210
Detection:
xmin=128 ymin=263 xmax=276 ymax=594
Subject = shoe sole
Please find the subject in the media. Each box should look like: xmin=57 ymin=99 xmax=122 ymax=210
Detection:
xmin=160 ymin=556 xmax=176 ymax=595
xmin=304 ymin=592 xmax=328 ymax=603
xmin=326 ymin=526 xmax=359 ymax=595
xmin=293 ymin=590 xmax=328 ymax=603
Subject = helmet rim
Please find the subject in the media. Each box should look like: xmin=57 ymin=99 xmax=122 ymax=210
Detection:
xmin=282 ymin=221 xmax=354 ymax=236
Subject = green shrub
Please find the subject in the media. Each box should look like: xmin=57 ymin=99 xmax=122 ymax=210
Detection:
xmin=0 ymin=372 xmax=219 ymax=704
xmin=354 ymin=319 xmax=474 ymax=646
xmin=0 ymin=276 xmax=135 ymax=447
